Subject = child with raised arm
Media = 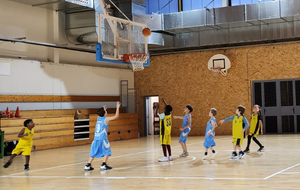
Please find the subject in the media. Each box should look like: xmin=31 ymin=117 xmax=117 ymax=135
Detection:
xmin=157 ymin=98 xmax=173 ymax=162
xmin=219 ymin=105 xmax=249 ymax=159
xmin=84 ymin=102 xmax=121 ymax=171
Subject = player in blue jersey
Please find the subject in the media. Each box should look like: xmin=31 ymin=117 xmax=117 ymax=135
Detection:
xmin=174 ymin=104 xmax=193 ymax=157
xmin=84 ymin=102 xmax=121 ymax=171
xmin=202 ymin=108 xmax=218 ymax=160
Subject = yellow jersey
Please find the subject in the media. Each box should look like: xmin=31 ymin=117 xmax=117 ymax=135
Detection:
xmin=232 ymin=115 xmax=244 ymax=139
xmin=18 ymin=127 xmax=34 ymax=146
xmin=160 ymin=114 xmax=172 ymax=136
xmin=249 ymin=114 xmax=261 ymax=136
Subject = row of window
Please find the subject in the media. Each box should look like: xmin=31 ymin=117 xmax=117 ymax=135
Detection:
xmin=146 ymin=0 xmax=275 ymax=14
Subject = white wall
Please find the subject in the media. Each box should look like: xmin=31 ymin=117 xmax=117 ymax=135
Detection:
xmin=0 ymin=0 xmax=135 ymax=111
xmin=148 ymin=96 xmax=159 ymax=135
xmin=0 ymin=58 xmax=134 ymax=110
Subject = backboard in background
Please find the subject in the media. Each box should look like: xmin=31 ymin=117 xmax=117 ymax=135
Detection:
xmin=208 ymin=54 xmax=231 ymax=76
xmin=96 ymin=13 xmax=149 ymax=66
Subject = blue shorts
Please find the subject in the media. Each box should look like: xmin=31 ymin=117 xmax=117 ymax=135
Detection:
xmin=203 ymin=136 xmax=216 ymax=149
xmin=90 ymin=138 xmax=111 ymax=158
xmin=178 ymin=127 xmax=191 ymax=144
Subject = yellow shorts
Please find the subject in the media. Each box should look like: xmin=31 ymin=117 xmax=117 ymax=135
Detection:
xmin=160 ymin=135 xmax=171 ymax=145
xmin=232 ymin=138 xmax=244 ymax=146
xmin=249 ymin=131 xmax=259 ymax=138
xmin=12 ymin=144 xmax=32 ymax=156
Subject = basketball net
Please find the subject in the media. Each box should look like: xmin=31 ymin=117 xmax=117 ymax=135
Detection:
xmin=211 ymin=67 xmax=227 ymax=76
xmin=129 ymin=53 xmax=149 ymax=72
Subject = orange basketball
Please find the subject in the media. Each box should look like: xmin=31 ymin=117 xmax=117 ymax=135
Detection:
xmin=142 ymin=28 xmax=151 ymax=37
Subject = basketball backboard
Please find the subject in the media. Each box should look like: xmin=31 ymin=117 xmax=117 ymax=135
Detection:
xmin=208 ymin=54 xmax=231 ymax=76
xmin=96 ymin=13 xmax=150 ymax=66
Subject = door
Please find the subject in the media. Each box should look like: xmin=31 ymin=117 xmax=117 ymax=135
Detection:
xmin=253 ymin=79 xmax=300 ymax=134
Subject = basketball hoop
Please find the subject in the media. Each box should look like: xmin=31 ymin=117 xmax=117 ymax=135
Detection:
xmin=211 ymin=67 xmax=221 ymax=76
xmin=129 ymin=53 xmax=149 ymax=72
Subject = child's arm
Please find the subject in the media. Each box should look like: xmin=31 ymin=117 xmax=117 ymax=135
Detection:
xmin=105 ymin=102 xmax=121 ymax=124
xmin=207 ymin=120 xmax=217 ymax=136
xmin=259 ymin=120 xmax=263 ymax=135
xmin=180 ymin=116 xmax=191 ymax=131
xmin=18 ymin=128 xmax=28 ymax=138
xmin=173 ymin=116 xmax=184 ymax=119
xmin=242 ymin=117 xmax=249 ymax=133
xmin=219 ymin=115 xmax=235 ymax=125
xmin=162 ymin=98 xmax=168 ymax=106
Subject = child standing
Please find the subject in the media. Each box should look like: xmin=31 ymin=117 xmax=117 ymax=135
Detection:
xmin=3 ymin=119 xmax=35 ymax=170
xmin=244 ymin=105 xmax=264 ymax=153
xmin=157 ymin=98 xmax=173 ymax=162
xmin=84 ymin=102 xmax=121 ymax=171
xmin=174 ymin=104 xmax=193 ymax=157
xmin=219 ymin=105 xmax=249 ymax=159
xmin=202 ymin=108 xmax=218 ymax=160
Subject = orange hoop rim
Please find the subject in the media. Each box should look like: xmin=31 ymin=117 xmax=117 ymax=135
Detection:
xmin=129 ymin=53 xmax=149 ymax=58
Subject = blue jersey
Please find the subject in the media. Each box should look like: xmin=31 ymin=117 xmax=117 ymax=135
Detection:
xmin=94 ymin=117 xmax=108 ymax=141
xmin=205 ymin=118 xmax=216 ymax=137
xmin=182 ymin=114 xmax=192 ymax=132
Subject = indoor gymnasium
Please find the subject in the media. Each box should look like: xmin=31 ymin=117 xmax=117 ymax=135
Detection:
xmin=1 ymin=0 xmax=300 ymax=189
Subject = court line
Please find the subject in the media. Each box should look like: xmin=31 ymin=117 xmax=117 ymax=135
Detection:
xmin=1 ymin=141 xmax=202 ymax=177
xmin=280 ymin=172 xmax=300 ymax=174
xmin=0 ymin=175 xmax=263 ymax=180
xmin=264 ymin=162 xmax=300 ymax=180
xmin=114 ymin=156 xmax=196 ymax=170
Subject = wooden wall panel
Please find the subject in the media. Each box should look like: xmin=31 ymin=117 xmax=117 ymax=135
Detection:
xmin=135 ymin=43 xmax=300 ymax=136
xmin=0 ymin=95 xmax=120 ymax=102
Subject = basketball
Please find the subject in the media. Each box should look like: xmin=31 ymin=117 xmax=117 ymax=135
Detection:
xmin=142 ymin=28 xmax=151 ymax=37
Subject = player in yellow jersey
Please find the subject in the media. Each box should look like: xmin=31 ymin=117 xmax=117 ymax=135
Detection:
xmin=3 ymin=119 xmax=35 ymax=170
xmin=219 ymin=105 xmax=249 ymax=159
xmin=157 ymin=98 xmax=173 ymax=162
xmin=244 ymin=105 xmax=264 ymax=153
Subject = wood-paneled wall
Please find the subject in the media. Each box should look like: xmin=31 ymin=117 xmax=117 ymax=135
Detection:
xmin=0 ymin=112 xmax=138 ymax=150
xmin=135 ymin=43 xmax=300 ymax=136
xmin=0 ymin=95 xmax=120 ymax=102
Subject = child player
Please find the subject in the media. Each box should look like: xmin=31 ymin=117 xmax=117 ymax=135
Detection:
xmin=202 ymin=108 xmax=218 ymax=160
xmin=219 ymin=105 xmax=249 ymax=159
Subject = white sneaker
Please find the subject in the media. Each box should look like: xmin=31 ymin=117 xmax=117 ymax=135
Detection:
xmin=168 ymin=156 xmax=173 ymax=161
xmin=185 ymin=152 xmax=189 ymax=156
xmin=211 ymin=151 xmax=217 ymax=159
xmin=158 ymin=157 xmax=169 ymax=162
xmin=202 ymin=155 xmax=209 ymax=160
xmin=179 ymin=152 xmax=186 ymax=157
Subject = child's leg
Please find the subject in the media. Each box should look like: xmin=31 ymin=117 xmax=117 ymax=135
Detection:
xmin=162 ymin=145 xmax=167 ymax=157
xmin=252 ymin=137 xmax=263 ymax=148
xmin=88 ymin=157 xmax=94 ymax=164
xmin=166 ymin=145 xmax=171 ymax=156
xmin=183 ymin=143 xmax=187 ymax=152
xmin=103 ymin=155 xmax=109 ymax=163
xmin=25 ymin=155 xmax=30 ymax=165
xmin=245 ymin=135 xmax=252 ymax=150
xmin=237 ymin=145 xmax=242 ymax=152
xmin=179 ymin=142 xmax=185 ymax=152
xmin=8 ymin=154 xmax=17 ymax=163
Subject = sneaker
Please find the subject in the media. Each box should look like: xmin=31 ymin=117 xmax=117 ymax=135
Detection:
xmin=168 ymin=156 xmax=173 ymax=161
xmin=230 ymin=152 xmax=238 ymax=159
xmin=257 ymin=146 xmax=265 ymax=152
xmin=185 ymin=152 xmax=189 ymax=156
xmin=100 ymin=164 xmax=113 ymax=171
xmin=238 ymin=152 xmax=245 ymax=159
xmin=179 ymin=152 xmax=186 ymax=157
xmin=158 ymin=157 xmax=169 ymax=162
xmin=3 ymin=161 xmax=11 ymax=168
xmin=24 ymin=164 xmax=29 ymax=171
xmin=84 ymin=164 xmax=94 ymax=171
xmin=211 ymin=151 xmax=217 ymax=159
xmin=202 ymin=155 xmax=209 ymax=160
xmin=243 ymin=149 xmax=250 ymax=153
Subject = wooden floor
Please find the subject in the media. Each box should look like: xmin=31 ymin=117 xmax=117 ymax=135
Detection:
xmin=1 ymin=135 xmax=300 ymax=189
